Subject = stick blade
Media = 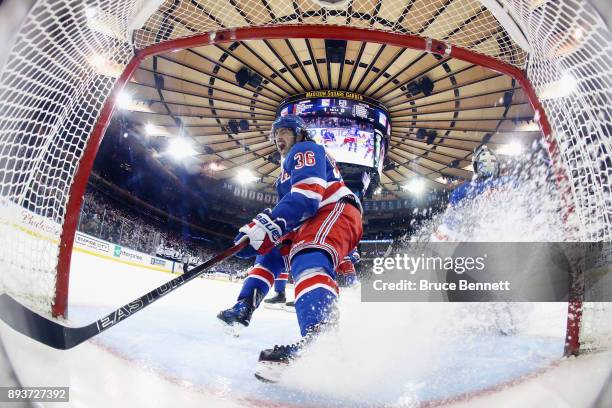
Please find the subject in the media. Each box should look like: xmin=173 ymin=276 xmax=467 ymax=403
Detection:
xmin=0 ymin=294 xmax=68 ymax=349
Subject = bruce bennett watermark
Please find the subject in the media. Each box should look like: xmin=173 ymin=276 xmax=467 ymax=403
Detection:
xmin=361 ymin=242 xmax=612 ymax=302
xmin=372 ymin=278 xmax=510 ymax=292
xmin=370 ymin=253 xmax=510 ymax=293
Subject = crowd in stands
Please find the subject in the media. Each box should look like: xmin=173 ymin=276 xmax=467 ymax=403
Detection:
xmin=78 ymin=188 xmax=252 ymax=275
xmin=79 ymin=190 xmax=157 ymax=254
xmin=303 ymin=116 xmax=374 ymax=132
xmin=76 ymin=184 xmax=442 ymax=282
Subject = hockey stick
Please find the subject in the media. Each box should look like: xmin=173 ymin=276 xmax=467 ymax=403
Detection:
xmin=0 ymin=240 xmax=248 ymax=350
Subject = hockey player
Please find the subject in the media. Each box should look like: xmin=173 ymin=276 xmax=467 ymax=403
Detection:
xmin=263 ymin=267 xmax=290 ymax=307
xmin=322 ymin=129 xmax=336 ymax=146
xmin=217 ymin=115 xmax=363 ymax=377
xmin=363 ymin=137 xmax=374 ymax=160
xmin=433 ymin=144 xmax=504 ymax=242
xmin=432 ymin=144 xmax=519 ymax=335
xmin=341 ymin=126 xmax=359 ymax=153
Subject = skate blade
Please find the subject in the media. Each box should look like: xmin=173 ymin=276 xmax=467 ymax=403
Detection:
xmin=263 ymin=302 xmax=285 ymax=311
xmin=282 ymin=304 xmax=296 ymax=313
xmin=217 ymin=319 xmax=246 ymax=338
xmin=254 ymin=361 xmax=289 ymax=383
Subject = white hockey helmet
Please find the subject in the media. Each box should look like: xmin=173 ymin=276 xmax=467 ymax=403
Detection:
xmin=472 ymin=144 xmax=500 ymax=179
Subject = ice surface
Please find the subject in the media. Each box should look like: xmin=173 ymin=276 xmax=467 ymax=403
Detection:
xmin=57 ymin=251 xmax=575 ymax=407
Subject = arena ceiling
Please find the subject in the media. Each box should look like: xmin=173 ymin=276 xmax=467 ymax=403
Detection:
xmin=115 ymin=2 xmax=543 ymax=198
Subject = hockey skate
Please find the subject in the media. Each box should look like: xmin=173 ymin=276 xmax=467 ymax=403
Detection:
xmin=255 ymin=327 xmax=321 ymax=383
xmin=283 ymin=300 xmax=296 ymax=313
xmin=217 ymin=290 xmax=262 ymax=335
xmin=255 ymin=338 xmax=309 ymax=383
xmin=263 ymin=291 xmax=286 ymax=310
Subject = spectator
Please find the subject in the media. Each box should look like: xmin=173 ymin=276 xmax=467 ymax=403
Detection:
xmin=77 ymin=187 xmax=252 ymax=274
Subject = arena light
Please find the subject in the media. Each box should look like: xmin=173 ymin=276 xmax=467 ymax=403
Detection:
xmin=88 ymin=53 xmax=122 ymax=78
xmin=85 ymin=6 xmax=127 ymax=41
xmin=85 ymin=7 xmax=98 ymax=19
xmin=561 ymin=72 xmax=578 ymax=92
xmin=145 ymin=123 xmax=158 ymax=136
xmin=236 ymin=169 xmax=258 ymax=184
xmin=167 ymin=137 xmax=197 ymax=160
xmin=209 ymin=162 xmax=225 ymax=171
xmin=116 ymin=91 xmax=133 ymax=109
xmin=88 ymin=53 xmax=105 ymax=68
xmin=114 ymin=91 xmax=152 ymax=112
xmin=537 ymin=72 xmax=577 ymax=100
xmin=497 ymin=141 xmax=524 ymax=156
xmin=573 ymin=27 xmax=584 ymax=40
xmin=403 ymin=178 xmax=426 ymax=196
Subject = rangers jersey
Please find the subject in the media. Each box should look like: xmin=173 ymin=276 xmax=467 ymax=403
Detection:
xmin=271 ymin=140 xmax=360 ymax=234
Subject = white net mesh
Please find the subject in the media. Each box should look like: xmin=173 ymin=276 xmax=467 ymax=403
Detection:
xmin=131 ymin=0 xmax=527 ymax=66
xmin=507 ymin=0 xmax=612 ymax=242
xmin=0 ymin=0 xmax=609 ymax=351
xmin=0 ymin=1 xmax=137 ymax=315
xmin=503 ymin=0 xmax=612 ymax=352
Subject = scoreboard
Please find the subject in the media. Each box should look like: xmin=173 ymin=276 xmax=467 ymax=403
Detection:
xmin=278 ymin=92 xmax=390 ymax=176
xmin=287 ymin=98 xmax=385 ymax=125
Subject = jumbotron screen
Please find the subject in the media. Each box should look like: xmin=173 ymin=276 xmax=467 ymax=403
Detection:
xmin=278 ymin=93 xmax=390 ymax=172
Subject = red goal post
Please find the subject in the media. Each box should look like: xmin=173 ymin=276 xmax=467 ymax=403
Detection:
xmin=55 ymin=24 xmax=559 ymax=315
xmin=59 ymin=26 xmax=590 ymax=357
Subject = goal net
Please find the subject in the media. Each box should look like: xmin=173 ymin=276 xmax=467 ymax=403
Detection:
xmin=0 ymin=0 xmax=609 ymax=354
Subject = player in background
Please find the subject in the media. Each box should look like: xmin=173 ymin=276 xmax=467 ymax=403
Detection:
xmin=263 ymin=261 xmax=290 ymax=307
xmin=341 ymin=126 xmax=358 ymax=153
xmin=432 ymin=144 xmax=519 ymax=334
xmin=322 ymin=129 xmax=336 ymax=146
xmin=363 ymin=136 xmax=374 ymax=160
xmin=217 ymin=115 xmax=363 ymax=378
xmin=433 ymin=144 xmax=505 ymax=242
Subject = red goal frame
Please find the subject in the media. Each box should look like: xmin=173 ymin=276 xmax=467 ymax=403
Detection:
xmin=54 ymin=24 xmax=580 ymax=353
